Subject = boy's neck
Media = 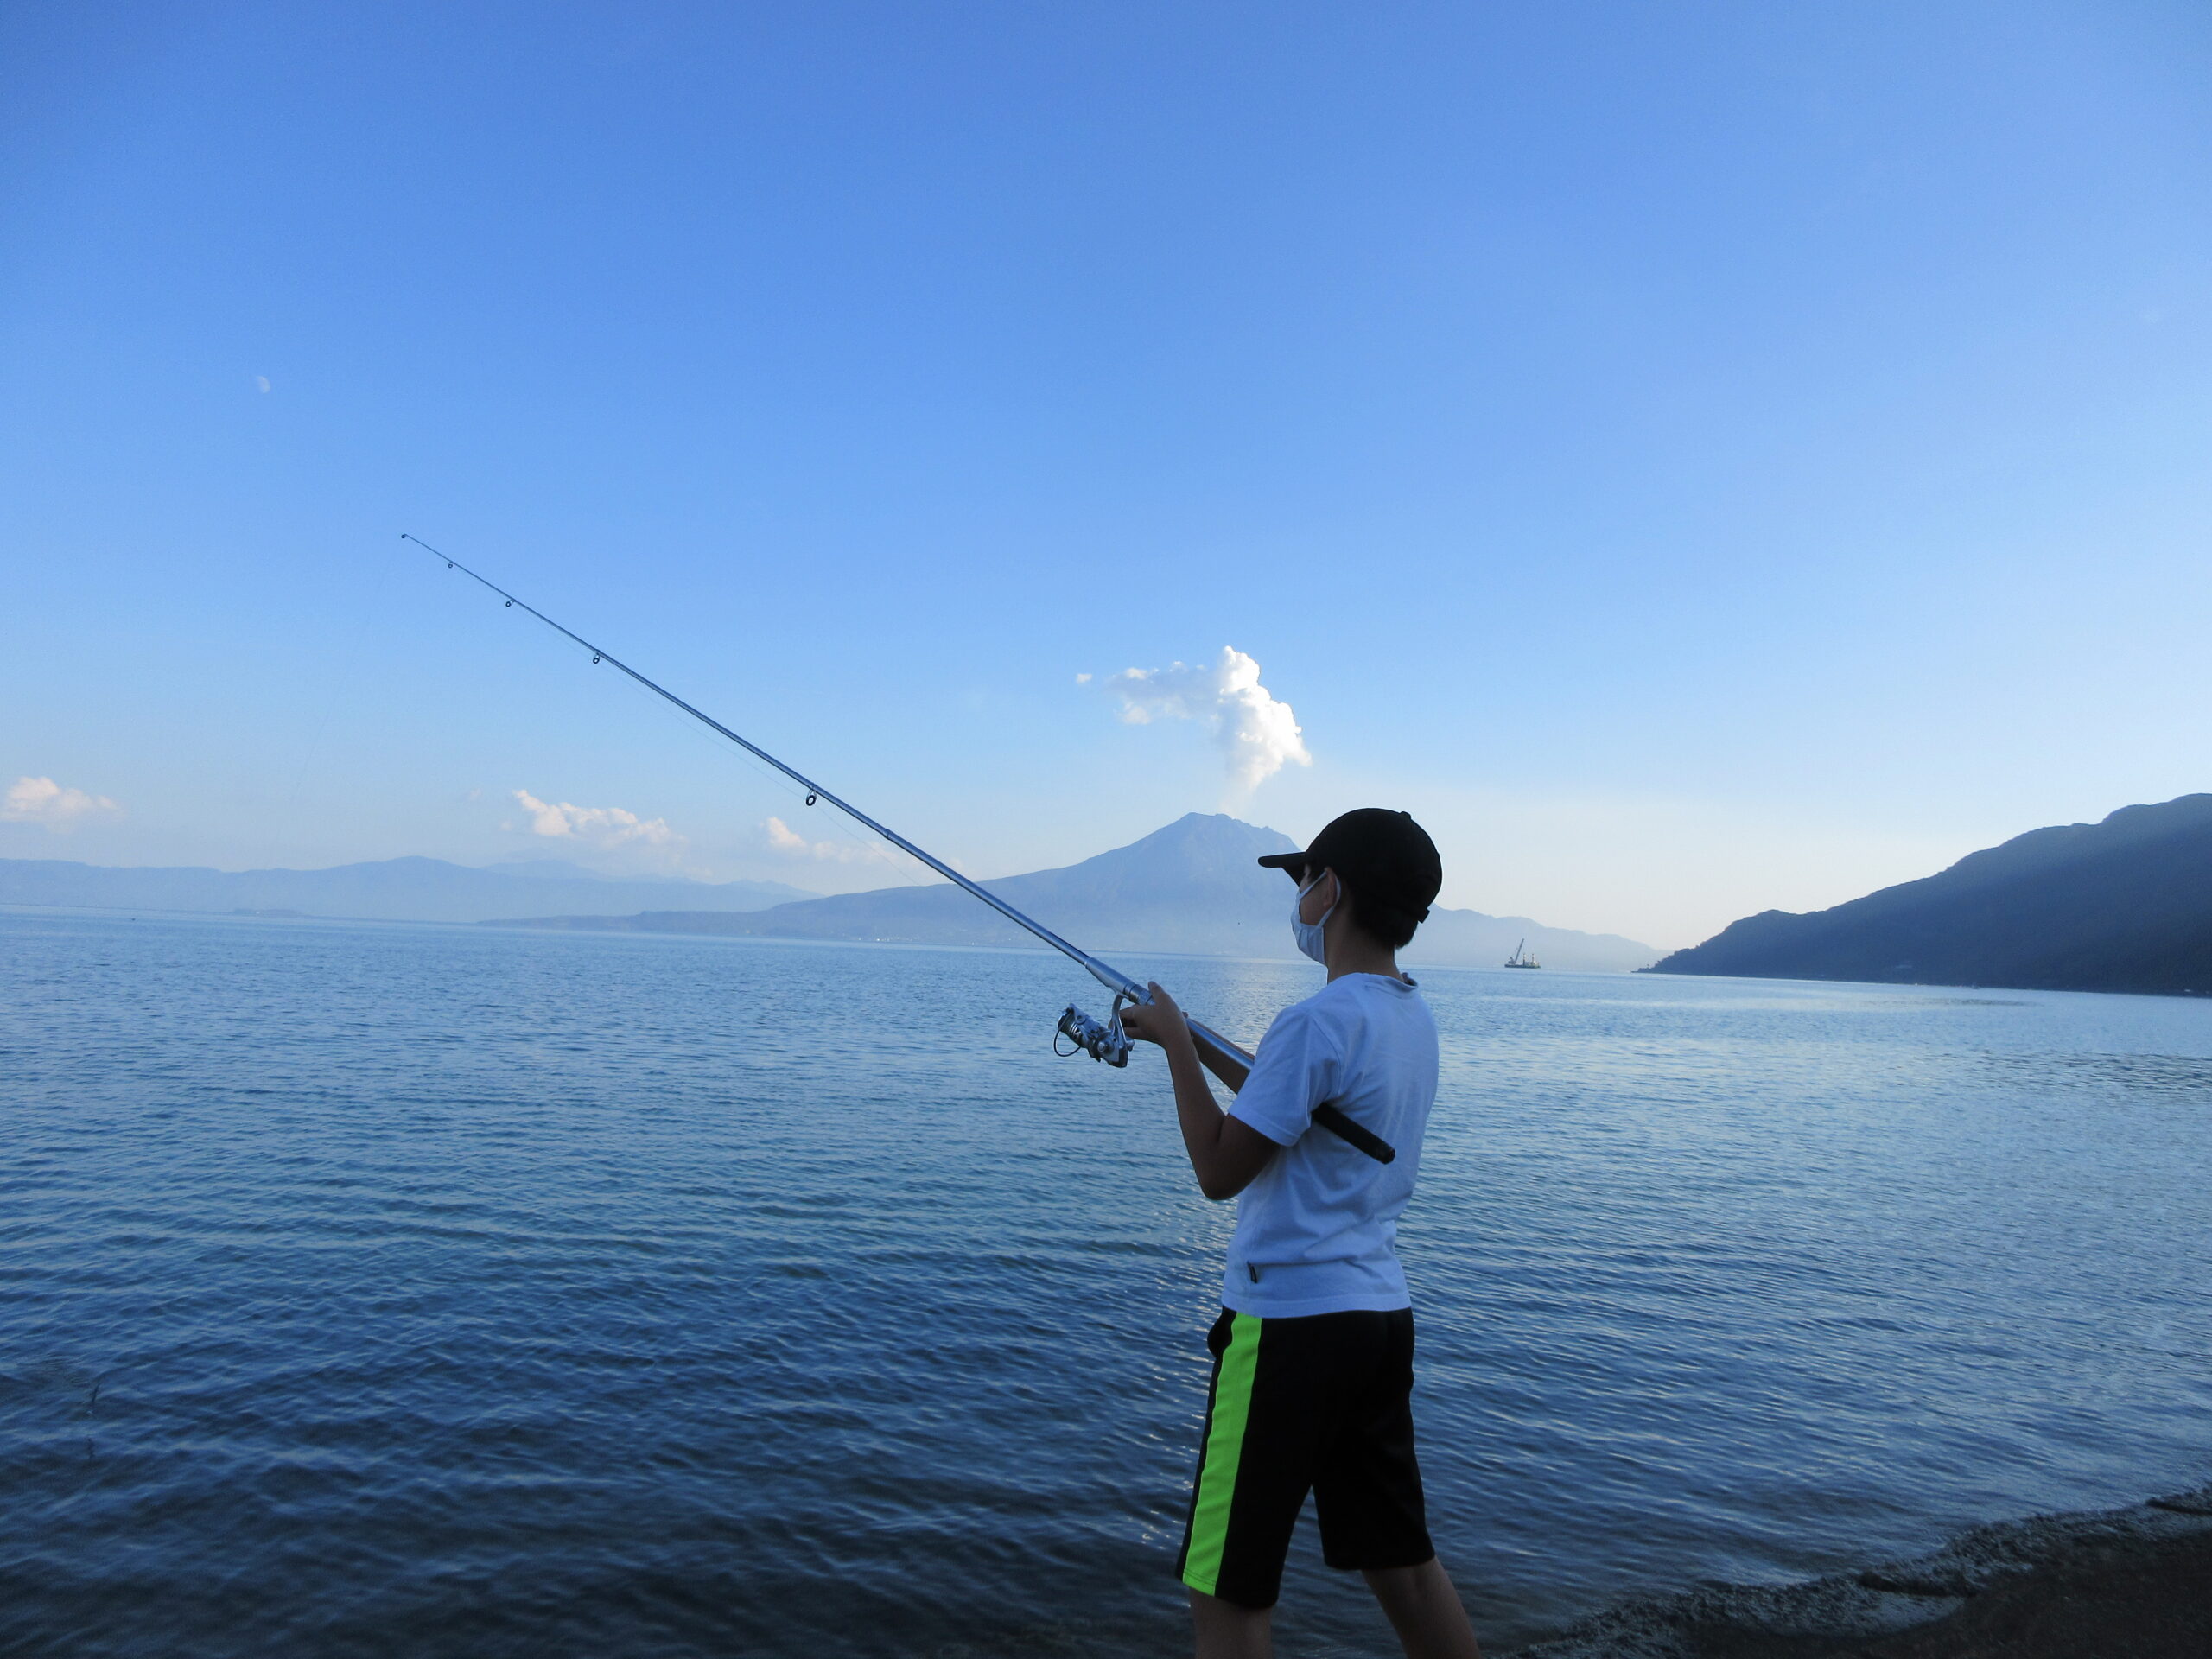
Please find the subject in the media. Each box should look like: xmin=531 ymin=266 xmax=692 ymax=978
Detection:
xmin=1324 ymin=935 xmax=1406 ymax=982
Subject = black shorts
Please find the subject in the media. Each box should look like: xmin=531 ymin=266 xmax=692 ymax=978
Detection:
xmin=1175 ymin=1306 xmax=1434 ymax=1610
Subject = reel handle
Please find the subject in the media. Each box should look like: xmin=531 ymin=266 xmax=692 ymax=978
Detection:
xmin=1057 ymin=1003 xmax=1131 ymax=1067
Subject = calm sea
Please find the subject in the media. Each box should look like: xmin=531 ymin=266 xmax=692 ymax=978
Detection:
xmin=4 ymin=909 xmax=2209 ymax=1656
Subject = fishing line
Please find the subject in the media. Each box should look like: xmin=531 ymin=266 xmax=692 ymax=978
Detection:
xmin=585 ymin=642 xmax=915 ymax=876
xmin=394 ymin=533 xmax=1394 ymax=1162
xmin=399 ymin=534 xmax=1141 ymax=992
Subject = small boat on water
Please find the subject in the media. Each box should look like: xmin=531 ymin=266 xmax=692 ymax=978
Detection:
xmin=1504 ymin=938 xmax=1541 ymax=969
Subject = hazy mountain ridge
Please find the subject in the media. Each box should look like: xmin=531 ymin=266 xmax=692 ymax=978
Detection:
xmin=501 ymin=812 xmax=1662 ymax=973
xmin=1647 ymin=793 xmax=2212 ymax=996
xmin=0 ymin=855 xmax=813 ymax=924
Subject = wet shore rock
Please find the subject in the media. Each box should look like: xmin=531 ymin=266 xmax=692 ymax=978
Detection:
xmin=1514 ymin=1484 xmax=2212 ymax=1658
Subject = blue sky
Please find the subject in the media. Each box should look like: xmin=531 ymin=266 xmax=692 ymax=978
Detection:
xmin=3 ymin=2 xmax=2207 ymax=948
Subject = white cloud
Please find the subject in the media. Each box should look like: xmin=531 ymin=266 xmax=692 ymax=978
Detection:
xmin=1102 ymin=646 xmax=1313 ymax=800
xmin=3 ymin=775 xmax=122 ymax=830
xmin=511 ymin=788 xmax=683 ymax=850
xmin=763 ymin=816 xmax=901 ymax=865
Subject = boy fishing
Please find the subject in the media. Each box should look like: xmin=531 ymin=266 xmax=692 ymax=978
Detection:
xmin=1122 ymin=808 xmax=1484 ymax=1659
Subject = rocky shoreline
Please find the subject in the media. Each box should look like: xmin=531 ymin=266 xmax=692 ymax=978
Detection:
xmin=1513 ymin=1482 xmax=2212 ymax=1657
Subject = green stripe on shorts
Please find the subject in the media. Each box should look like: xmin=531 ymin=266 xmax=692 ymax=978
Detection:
xmin=1182 ymin=1312 xmax=1261 ymax=1597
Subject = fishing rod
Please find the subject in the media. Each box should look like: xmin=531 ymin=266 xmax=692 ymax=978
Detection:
xmin=397 ymin=534 xmax=1394 ymax=1164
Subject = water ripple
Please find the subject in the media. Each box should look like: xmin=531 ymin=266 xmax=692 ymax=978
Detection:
xmin=3 ymin=911 xmax=2209 ymax=1654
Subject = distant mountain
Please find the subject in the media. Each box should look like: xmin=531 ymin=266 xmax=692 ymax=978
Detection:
xmin=1408 ymin=906 xmax=1657 ymax=976
xmin=1647 ymin=793 xmax=2212 ymax=996
xmin=482 ymin=857 xmax=686 ymax=882
xmin=500 ymin=811 xmax=1662 ymax=973
xmin=0 ymin=856 xmax=813 ymax=925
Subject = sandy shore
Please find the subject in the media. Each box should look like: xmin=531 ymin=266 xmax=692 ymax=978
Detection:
xmin=1513 ymin=1482 xmax=2212 ymax=1657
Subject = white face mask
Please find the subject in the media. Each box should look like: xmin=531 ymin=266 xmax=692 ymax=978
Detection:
xmin=1290 ymin=872 xmax=1337 ymax=964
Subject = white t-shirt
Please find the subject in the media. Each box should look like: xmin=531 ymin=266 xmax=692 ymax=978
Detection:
xmin=1221 ymin=972 xmax=1439 ymax=1319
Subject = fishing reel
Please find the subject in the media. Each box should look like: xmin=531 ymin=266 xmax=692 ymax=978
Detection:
xmin=1055 ymin=991 xmax=1134 ymax=1068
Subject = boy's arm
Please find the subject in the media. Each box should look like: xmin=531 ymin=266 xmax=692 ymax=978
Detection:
xmin=1122 ymin=982 xmax=1279 ymax=1202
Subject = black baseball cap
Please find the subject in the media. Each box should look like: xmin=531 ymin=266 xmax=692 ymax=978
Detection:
xmin=1258 ymin=808 xmax=1443 ymax=922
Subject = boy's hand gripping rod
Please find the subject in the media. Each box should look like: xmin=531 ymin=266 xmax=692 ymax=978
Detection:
xmin=398 ymin=535 xmax=1394 ymax=1164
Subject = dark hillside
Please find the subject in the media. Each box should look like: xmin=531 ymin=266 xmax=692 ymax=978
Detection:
xmin=1648 ymin=795 xmax=2212 ymax=996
